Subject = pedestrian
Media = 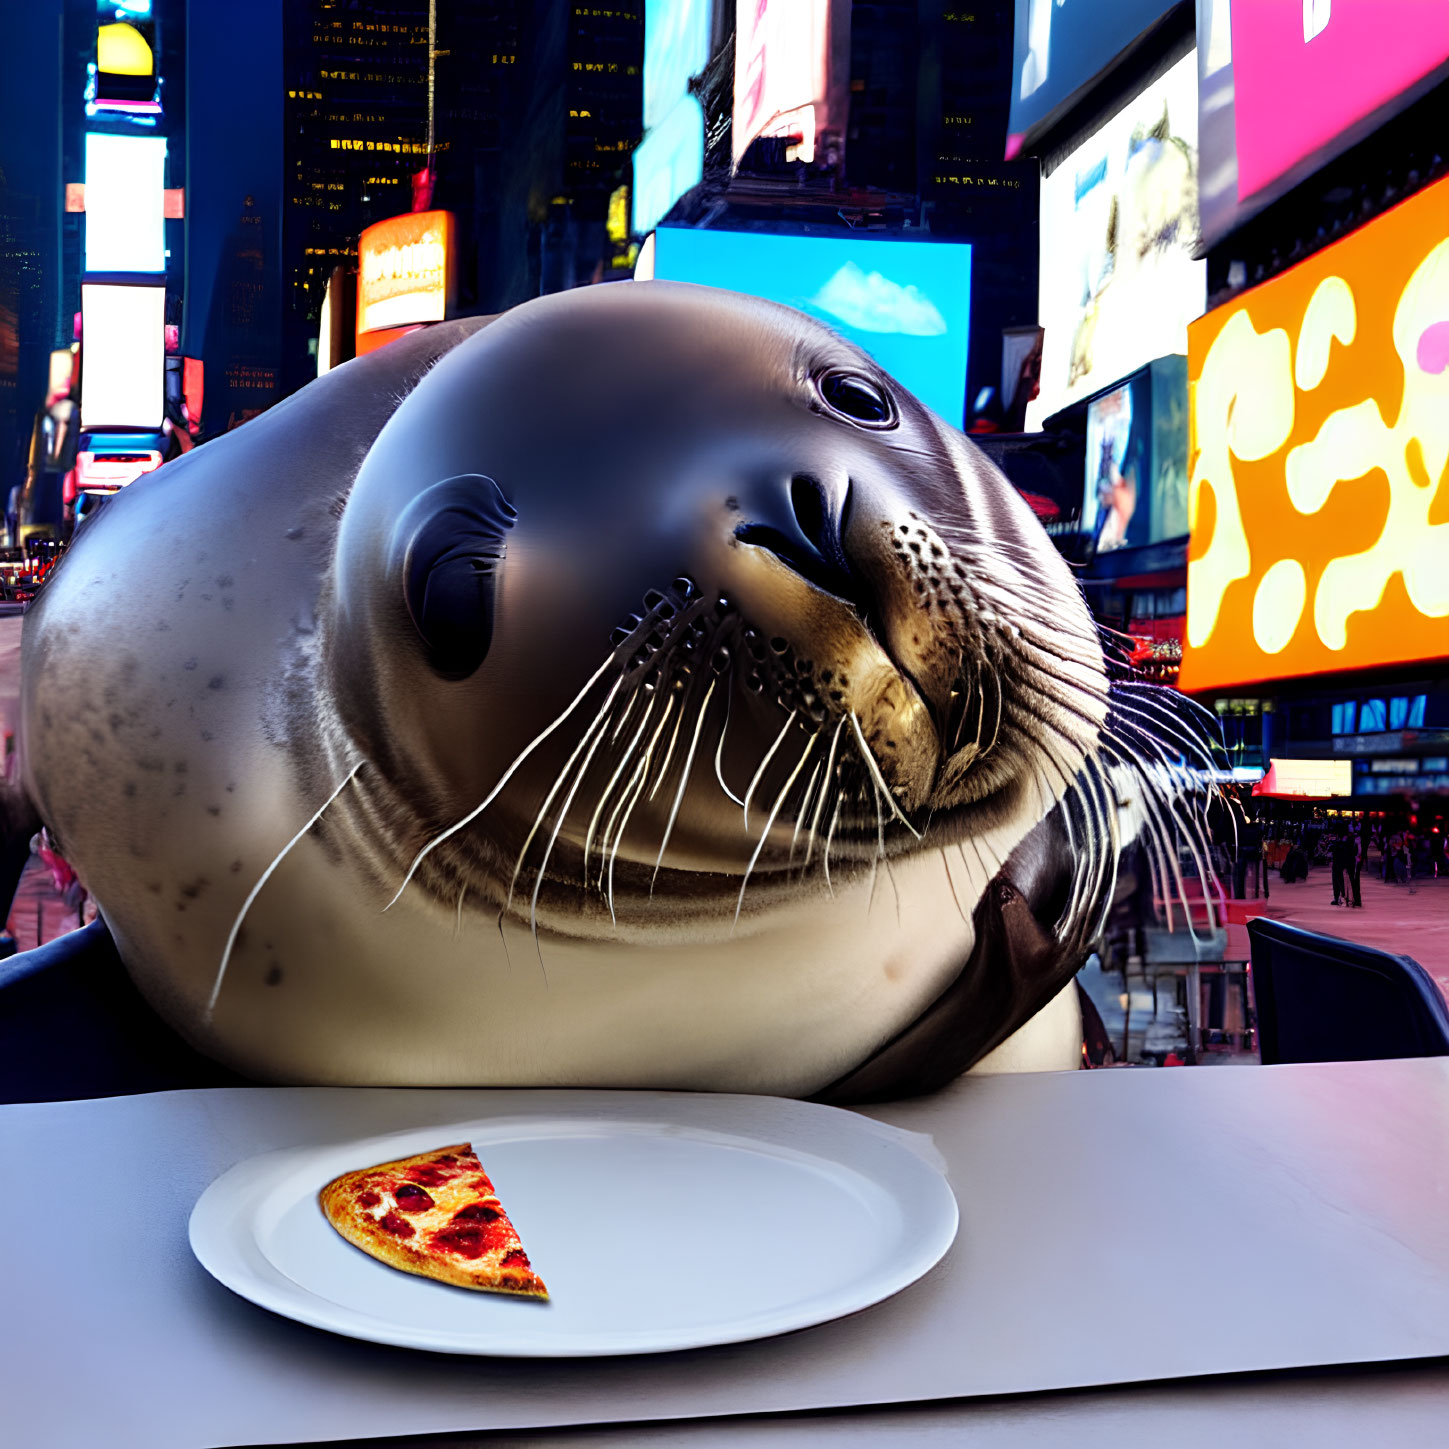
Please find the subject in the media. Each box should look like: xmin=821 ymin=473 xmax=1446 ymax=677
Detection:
xmin=1348 ymin=824 xmax=1365 ymax=908
xmin=1429 ymin=829 xmax=1445 ymax=880
xmin=1330 ymin=834 xmax=1353 ymax=905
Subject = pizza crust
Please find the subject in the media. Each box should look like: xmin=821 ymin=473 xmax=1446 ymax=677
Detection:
xmin=320 ymin=1142 xmax=549 ymax=1298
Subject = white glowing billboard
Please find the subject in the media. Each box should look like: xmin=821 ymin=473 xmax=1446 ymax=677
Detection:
xmin=84 ymin=133 xmax=166 ymax=274
xmin=734 ymin=0 xmax=844 ymax=166
xmin=80 ymin=283 xmax=165 ymax=430
xmin=1029 ymin=52 xmax=1205 ymax=428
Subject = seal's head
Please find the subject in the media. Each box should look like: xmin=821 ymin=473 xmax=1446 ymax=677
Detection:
xmin=318 ymin=281 xmax=1112 ymax=946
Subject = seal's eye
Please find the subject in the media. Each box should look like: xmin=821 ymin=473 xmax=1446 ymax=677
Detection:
xmin=391 ymin=475 xmax=517 ymax=681
xmin=816 ymin=371 xmax=897 ymax=429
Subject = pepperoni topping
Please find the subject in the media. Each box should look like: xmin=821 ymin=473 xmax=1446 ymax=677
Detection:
xmin=393 ymin=1183 xmax=435 ymax=1212
xmin=431 ymin=1216 xmax=513 ymax=1260
xmin=500 ymin=1249 xmax=531 ymax=1269
xmin=452 ymin=1203 xmax=500 ymax=1224
xmin=356 ymin=1189 xmax=381 ymax=1209
xmin=379 ymin=1211 xmax=415 ymax=1238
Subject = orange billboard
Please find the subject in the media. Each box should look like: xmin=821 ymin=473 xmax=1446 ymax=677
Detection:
xmin=356 ymin=210 xmax=455 ymax=341
xmin=1180 ymin=175 xmax=1449 ymax=692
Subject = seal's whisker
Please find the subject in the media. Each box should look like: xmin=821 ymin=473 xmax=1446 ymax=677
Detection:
xmin=790 ymin=761 xmax=823 ymax=866
xmin=849 ymin=712 xmax=922 ymax=839
xmin=823 ymin=796 xmax=842 ymax=896
xmin=387 ymin=651 xmax=621 ymax=910
xmin=528 ymin=698 xmax=614 ymax=953
xmin=732 ymin=727 xmax=821 ymax=932
xmin=864 ymin=771 xmax=886 ymax=916
xmin=208 ymin=758 xmax=366 ymax=1018
xmin=648 ymin=693 xmax=687 ymax=802
xmin=804 ymin=716 xmax=847 ymax=871
xmin=583 ymin=689 xmax=656 ymax=882
xmin=713 ymin=678 xmax=746 ymax=806
xmin=506 ymin=682 xmax=622 ymax=916
xmin=602 ymin=694 xmax=676 ymax=915
xmin=651 ymin=676 xmax=717 ymax=892
xmin=602 ymin=754 xmax=648 ymax=922
xmin=941 ymin=847 xmax=969 ymax=926
xmin=743 ymin=709 xmax=798 ymax=833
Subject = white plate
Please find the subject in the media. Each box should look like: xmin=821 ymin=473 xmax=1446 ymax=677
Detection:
xmin=189 ymin=1093 xmax=958 ymax=1357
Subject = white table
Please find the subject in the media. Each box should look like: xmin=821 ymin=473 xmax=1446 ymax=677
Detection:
xmin=6 ymin=1059 xmax=1449 ymax=1448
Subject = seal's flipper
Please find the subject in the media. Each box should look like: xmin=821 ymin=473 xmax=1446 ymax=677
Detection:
xmin=0 ymin=920 xmax=248 ymax=1103
xmin=814 ymin=804 xmax=1088 ymax=1104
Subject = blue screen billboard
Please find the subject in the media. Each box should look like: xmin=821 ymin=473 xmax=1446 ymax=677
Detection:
xmin=1008 ymin=0 xmax=1181 ymax=152
xmin=651 ymin=229 xmax=973 ymax=426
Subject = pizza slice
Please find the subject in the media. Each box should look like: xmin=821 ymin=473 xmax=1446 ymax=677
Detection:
xmin=319 ymin=1142 xmax=548 ymax=1298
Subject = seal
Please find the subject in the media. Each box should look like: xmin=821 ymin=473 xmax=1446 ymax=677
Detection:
xmin=16 ymin=281 xmax=1215 ymax=1099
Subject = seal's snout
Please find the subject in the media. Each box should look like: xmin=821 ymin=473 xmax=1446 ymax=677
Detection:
xmin=732 ymin=472 xmax=867 ymax=619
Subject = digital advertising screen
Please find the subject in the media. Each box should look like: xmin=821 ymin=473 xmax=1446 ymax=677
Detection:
xmin=634 ymin=0 xmax=712 ymax=235
xmin=84 ymin=133 xmax=166 ymax=275
xmin=1081 ymin=354 xmax=1189 ymax=554
xmin=1007 ymin=0 xmax=1181 ymax=152
xmin=356 ymin=211 xmax=455 ymax=338
xmin=651 ymin=228 xmax=972 ymax=425
xmin=733 ymin=0 xmax=847 ymax=166
xmin=1179 ymin=173 xmax=1449 ymax=693
xmin=1029 ymin=51 xmax=1205 ymax=429
xmin=94 ymin=19 xmax=159 ymax=110
xmin=1196 ymin=0 xmax=1449 ymax=249
xmin=79 ymin=282 xmax=165 ymax=431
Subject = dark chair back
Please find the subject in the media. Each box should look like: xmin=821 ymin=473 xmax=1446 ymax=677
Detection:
xmin=1248 ymin=917 xmax=1449 ymax=1065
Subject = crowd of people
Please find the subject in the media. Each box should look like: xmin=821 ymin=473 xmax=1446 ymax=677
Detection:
xmin=1225 ymin=808 xmax=1446 ymax=906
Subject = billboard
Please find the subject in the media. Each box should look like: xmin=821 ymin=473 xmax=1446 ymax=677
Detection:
xmin=1179 ymin=174 xmax=1449 ymax=693
xmin=1007 ymin=0 xmax=1182 ymax=152
xmin=84 ymin=134 xmax=166 ymax=275
xmin=79 ymin=283 xmax=165 ymax=431
xmin=651 ymin=229 xmax=972 ymax=425
xmin=356 ymin=211 xmax=455 ymax=339
xmin=1029 ymin=52 xmax=1204 ymax=429
xmin=1082 ymin=355 xmax=1189 ymax=554
xmin=1253 ymin=759 xmax=1353 ymax=799
xmin=1197 ymin=0 xmax=1449 ymax=249
xmin=634 ymin=0 xmax=712 ymax=235
xmin=733 ymin=0 xmax=847 ymax=167
xmin=93 ymin=20 xmax=160 ymax=112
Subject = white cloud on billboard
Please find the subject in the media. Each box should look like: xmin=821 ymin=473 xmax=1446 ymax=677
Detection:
xmin=808 ymin=262 xmax=948 ymax=336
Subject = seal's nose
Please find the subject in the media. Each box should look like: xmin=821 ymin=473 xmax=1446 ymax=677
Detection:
xmin=734 ymin=473 xmax=868 ymax=618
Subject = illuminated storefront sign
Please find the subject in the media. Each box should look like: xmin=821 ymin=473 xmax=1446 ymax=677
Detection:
xmin=1253 ymin=759 xmax=1352 ymax=798
xmin=356 ymin=211 xmax=455 ymax=338
xmin=79 ymin=282 xmax=165 ymax=430
xmin=733 ymin=0 xmax=844 ymax=166
xmin=84 ymin=133 xmax=166 ymax=274
xmin=1180 ymin=174 xmax=1449 ymax=692
xmin=1029 ymin=53 xmax=1204 ymax=428
xmin=652 ymin=228 xmax=972 ymax=425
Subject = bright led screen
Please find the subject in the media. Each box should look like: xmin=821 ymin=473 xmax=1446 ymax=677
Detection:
xmin=80 ymin=283 xmax=165 ymax=430
xmin=84 ymin=133 xmax=166 ymax=274
xmin=1082 ymin=355 xmax=1189 ymax=553
xmin=1008 ymin=0 xmax=1180 ymax=150
xmin=644 ymin=0 xmax=712 ymax=131
xmin=734 ymin=0 xmax=837 ymax=165
xmin=1231 ymin=1 xmax=1449 ymax=204
xmin=356 ymin=211 xmax=454 ymax=336
xmin=1029 ymin=53 xmax=1204 ymax=428
xmin=633 ymin=97 xmax=705 ymax=235
xmin=1179 ymin=174 xmax=1449 ymax=692
xmin=652 ymin=229 xmax=972 ymax=425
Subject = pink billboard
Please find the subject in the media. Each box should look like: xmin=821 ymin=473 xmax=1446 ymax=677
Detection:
xmin=1231 ymin=1 xmax=1449 ymax=202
